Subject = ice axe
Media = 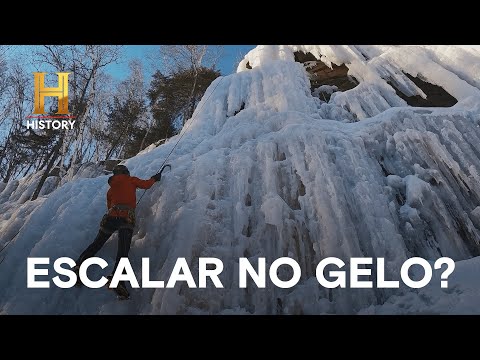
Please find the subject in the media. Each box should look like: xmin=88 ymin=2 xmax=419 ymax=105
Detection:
xmin=136 ymin=163 xmax=171 ymax=205
xmin=158 ymin=164 xmax=171 ymax=178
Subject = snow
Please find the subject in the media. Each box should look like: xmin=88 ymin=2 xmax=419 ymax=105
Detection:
xmin=239 ymin=45 xmax=480 ymax=119
xmin=359 ymin=256 xmax=480 ymax=314
xmin=1 ymin=45 xmax=480 ymax=314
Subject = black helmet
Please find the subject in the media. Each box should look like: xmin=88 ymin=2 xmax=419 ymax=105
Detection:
xmin=113 ymin=164 xmax=129 ymax=175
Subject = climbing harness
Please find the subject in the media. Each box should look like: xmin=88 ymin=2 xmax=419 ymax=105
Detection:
xmin=0 ymin=76 xmax=225 ymax=266
xmin=107 ymin=204 xmax=136 ymax=224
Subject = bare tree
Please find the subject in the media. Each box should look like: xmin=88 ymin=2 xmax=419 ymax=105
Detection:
xmin=232 ymin=47 xmax=252 ymax=74
xmin=100 ymin=59 xmax=150 ymax=160
xmin=0 ymin=47 xmax=12 ymax=130
xmin=30 ymin=45 xmax=122 ymax=201
xmin=158 ymin=45 xmax=223 ymax=75
xmin=0 ymin=63 xmax=32 ymax=183
xmin=126 ymin=60 xmax=154 ymax=154
xmin=157 ymin=45 xmax=224 ymax=125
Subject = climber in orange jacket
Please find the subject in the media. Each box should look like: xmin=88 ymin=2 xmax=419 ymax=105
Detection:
xmin=73 ymin=164 xmax=165 ymax=298
xmin=106 ymin=167 xmax=156 ymax=218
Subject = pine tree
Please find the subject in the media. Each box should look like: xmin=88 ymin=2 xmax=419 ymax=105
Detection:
xmin=148 ymin=66 xmax=220 ymax=140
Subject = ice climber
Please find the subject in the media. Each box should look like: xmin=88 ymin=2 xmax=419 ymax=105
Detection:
xmin=72 ymin=164 xmax=166 ymax=299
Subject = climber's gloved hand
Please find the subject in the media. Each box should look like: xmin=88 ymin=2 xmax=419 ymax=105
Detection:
xmin=151 ymin=172 xmax=162 ymax=182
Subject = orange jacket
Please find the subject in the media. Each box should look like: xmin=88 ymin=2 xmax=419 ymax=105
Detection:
xmin=107 ymin=174 xmax=155 ymax=217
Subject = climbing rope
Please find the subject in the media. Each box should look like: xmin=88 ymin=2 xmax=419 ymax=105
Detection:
xmin=0 ymin=76 xmax=225 ymax=264
xmin=136 ymin=76 xmax=225 ymax=205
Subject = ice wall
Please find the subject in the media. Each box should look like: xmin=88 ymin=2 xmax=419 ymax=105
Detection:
xmin=1 ymin=45 xmax=480 ymax=314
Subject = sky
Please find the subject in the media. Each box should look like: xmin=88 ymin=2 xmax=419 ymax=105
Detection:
xmin=98 ymin=44 xmax=480 ymax=81
xmin=108 ymin=45 xmax=256 ymax=81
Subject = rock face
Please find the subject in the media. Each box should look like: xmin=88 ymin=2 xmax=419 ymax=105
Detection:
xmin=101 ymin=159 xmax=123 ymax=172
xmin=294 ymin=50 xmax=458 ymax=108
xmin=389 ymin=73 xmax=458 ymax=107
xmin=48 ymin=167 xmax=61 ymax=177
xmin=294 ymin=51 xmax=358 ymax=101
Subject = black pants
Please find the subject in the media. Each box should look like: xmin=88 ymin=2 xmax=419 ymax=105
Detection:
xmin=76 ymin=216 xmax=134 ymax=275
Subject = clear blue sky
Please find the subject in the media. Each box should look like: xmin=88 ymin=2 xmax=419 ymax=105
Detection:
xmin=108 ymin=45 xmax=256 ymax=81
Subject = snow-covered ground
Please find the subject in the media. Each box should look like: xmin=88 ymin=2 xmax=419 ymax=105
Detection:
xmin=1 ymin=45 xmax=480 ymax=314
